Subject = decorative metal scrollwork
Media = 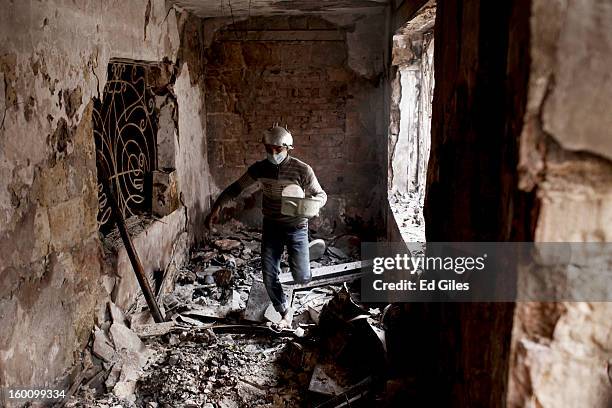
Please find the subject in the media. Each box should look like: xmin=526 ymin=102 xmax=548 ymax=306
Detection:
xmin=93 ymin=61 xmax=158 ymax=234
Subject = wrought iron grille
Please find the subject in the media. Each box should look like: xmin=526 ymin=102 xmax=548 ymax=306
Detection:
xmin=93 ymin=60 xmax=158 ymax=234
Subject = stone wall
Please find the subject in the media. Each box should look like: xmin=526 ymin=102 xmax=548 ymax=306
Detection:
xmin=203 ymin=15 xmax=387 ymax=234
xmin=0 ymin=0 xmax=210 ymax=400
xmin=508 ymin=0 xmax=612 ymax=406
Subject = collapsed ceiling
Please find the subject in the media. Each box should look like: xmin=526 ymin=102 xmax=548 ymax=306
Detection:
xmin=170 ymin=0 xmax=391 ymax=17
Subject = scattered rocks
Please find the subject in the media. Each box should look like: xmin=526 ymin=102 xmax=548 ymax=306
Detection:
xmin=264 ymin=304 xmax=282 ymax=324
xmin=109 ymin=323 xmax=146 ymax=355
xmin=214 ymin=238 xmax=242 ymax=251
xmin=389 ymin=190 xmax=425 ymax=242
xmin=109 ymin=301 xmax=128 ymax=325
xmin=93 ymin=329 xmax=118 ymax=363
xmin=70 ymin=223 xmax=375 ymax=407
xmin=213 ymin=268 xmax=233 ymax=287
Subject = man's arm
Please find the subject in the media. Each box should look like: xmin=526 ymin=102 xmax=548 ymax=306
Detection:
xmin=206 ymin=170 xmax=258 ymax=228
xmin=303 ymin=165 xmax=327 ymax=207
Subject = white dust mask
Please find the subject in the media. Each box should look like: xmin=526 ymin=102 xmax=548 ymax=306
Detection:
xmin=267 ymin=150 xmax=287 ymax=165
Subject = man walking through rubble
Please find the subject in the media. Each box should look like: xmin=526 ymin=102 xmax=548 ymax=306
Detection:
xmin=205 ymin=124 xmax=327 ymax=329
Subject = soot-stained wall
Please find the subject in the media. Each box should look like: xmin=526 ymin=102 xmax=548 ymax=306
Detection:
xmin=0 ymin=1 xmax=211 ymax=400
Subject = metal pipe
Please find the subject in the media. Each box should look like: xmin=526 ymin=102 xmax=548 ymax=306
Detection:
xmin=98 ymin=162 xmax=165 ymax=323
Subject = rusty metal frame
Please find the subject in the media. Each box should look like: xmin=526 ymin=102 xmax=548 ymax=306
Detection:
xmin=93 ymin=59 xmax=158 ymax=233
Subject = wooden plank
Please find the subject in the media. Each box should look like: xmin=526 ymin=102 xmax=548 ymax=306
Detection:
xmin=291 ymin=271 xmax=364 ymax=290
xmin=132 ymin=321 xmax=177 ymax=338
xmin=279 ymin=260 xmax=370 ymax=284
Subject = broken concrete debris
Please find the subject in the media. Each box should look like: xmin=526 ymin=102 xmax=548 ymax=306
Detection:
xmin=109 ymin=323 xmax=146 ymax=354
xmin=264 ymin=303 xmax=282 ymax=324
xmin=244 ymin=280 xmax=293 ymax=323
xmin=389 ymin=190 xmax=426 ymax=242
xmin=309 ymin=363 xmax=351 ymax=396
xmin=213 ymin=267 xmax=233 ymax=287
xmin=109 ymin=301 xmax=128 ymax=325
xmin=93 ymin=328 xmax=118 ymax=363
xmin=132 ymin=321 xmax=177 ymax=338
xmin=69 ymin=223 xmax=388 ymax=407
xmin=77 ymin=301 xmax=156 ymax=405
xmin=213 ymin=238 xmax=242 ymax=251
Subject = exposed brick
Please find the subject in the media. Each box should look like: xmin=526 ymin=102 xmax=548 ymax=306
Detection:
xmin=207 ymin=113 xmax=244 ymax=141
xmin=279 ymin=44 xmax=312 ymax=69
xmin=205 ymin=76 xmax=226 ymax=94
xmin=207 ymin=95 xmax=232 ymax=113
xmin=326 ymin=67 xmax=353 ymax=82
xmin=205 ymin=16 xmax=383 ymax=229
xmin=311 ymin=42 xmax=347 ymax=67
xmin=242 ymin=43 xmax=281 ymax=67
xmin=219 ymin=70 xmax=246 ymax=92
xmin=213 ymin=42 xmax=245 ymax=67
xmin=208 ymin=143 xmax=224 ymax=168
xmin=222 ymin=141 xmax=248 ymax=166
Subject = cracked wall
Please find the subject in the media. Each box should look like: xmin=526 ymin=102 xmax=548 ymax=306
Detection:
xmin=508 ymin=1 xmax=612 ymax=407
xmin=203 ymin=14 xmax=387 ymax=235
xmin=388 ymin=2 xmax=434 ymax=199
xmin=389 ymin=36 xmax=434 ymax=198
xmin=0 ymin=0 xmax=211 ymax=401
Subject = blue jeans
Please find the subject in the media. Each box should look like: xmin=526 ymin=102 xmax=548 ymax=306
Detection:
xmin=261 ymin=219 xmax=311 ymax=314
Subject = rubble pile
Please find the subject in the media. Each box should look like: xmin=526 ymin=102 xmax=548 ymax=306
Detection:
xmin=389 ymin=190 xmax=425 ymax=242
xmin=65 ymin=302 xmax=163 ymax=407
xmin=137 ymin=331 xmax=307 ymax=407
xmin=68 ymin=222 xmax=391 ymax=407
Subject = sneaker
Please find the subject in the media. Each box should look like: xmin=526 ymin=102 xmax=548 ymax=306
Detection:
xmin=308 ymin=239 xmax=326 ymax=260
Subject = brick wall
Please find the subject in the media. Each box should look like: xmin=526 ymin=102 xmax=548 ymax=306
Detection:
xmin=204 ymin=15 xmax=385 ymax=233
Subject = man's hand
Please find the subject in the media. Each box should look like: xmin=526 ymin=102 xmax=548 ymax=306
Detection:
xmin=205 ymin=206 xmax=220 ymax=229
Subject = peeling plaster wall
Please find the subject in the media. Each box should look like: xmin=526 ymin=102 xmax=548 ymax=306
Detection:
xmin=509 ymin=150 xmax=612 ymax=408
xmin=389 ymin=32 xmax=434 ymax=197
xmin=538 ymin=1 xmax=612 ymax=162
xmin=388 ymin=2 xmax=434 ymax=199
xmin=508 ymin=1 xmax=612 ymax=406
xmin=0 ymin=0 xmax=209 ymax=399
xmin=203 ymin=14 xmax=387 ymax=234
xmin=174 ymin=12 xmax=214 ymax=244
xmin=111 ymin=209 xmax=188 ymax=311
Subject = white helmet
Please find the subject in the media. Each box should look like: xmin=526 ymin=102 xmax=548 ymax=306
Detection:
xmin=262 ymin=123 xmax=294 ymax=149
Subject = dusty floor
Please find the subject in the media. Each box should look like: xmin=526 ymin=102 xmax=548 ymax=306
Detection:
xmin=73 ymin=331 xmax=309 ymax=407
xmin=66 ymin=222 xmax=382 ymax=407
